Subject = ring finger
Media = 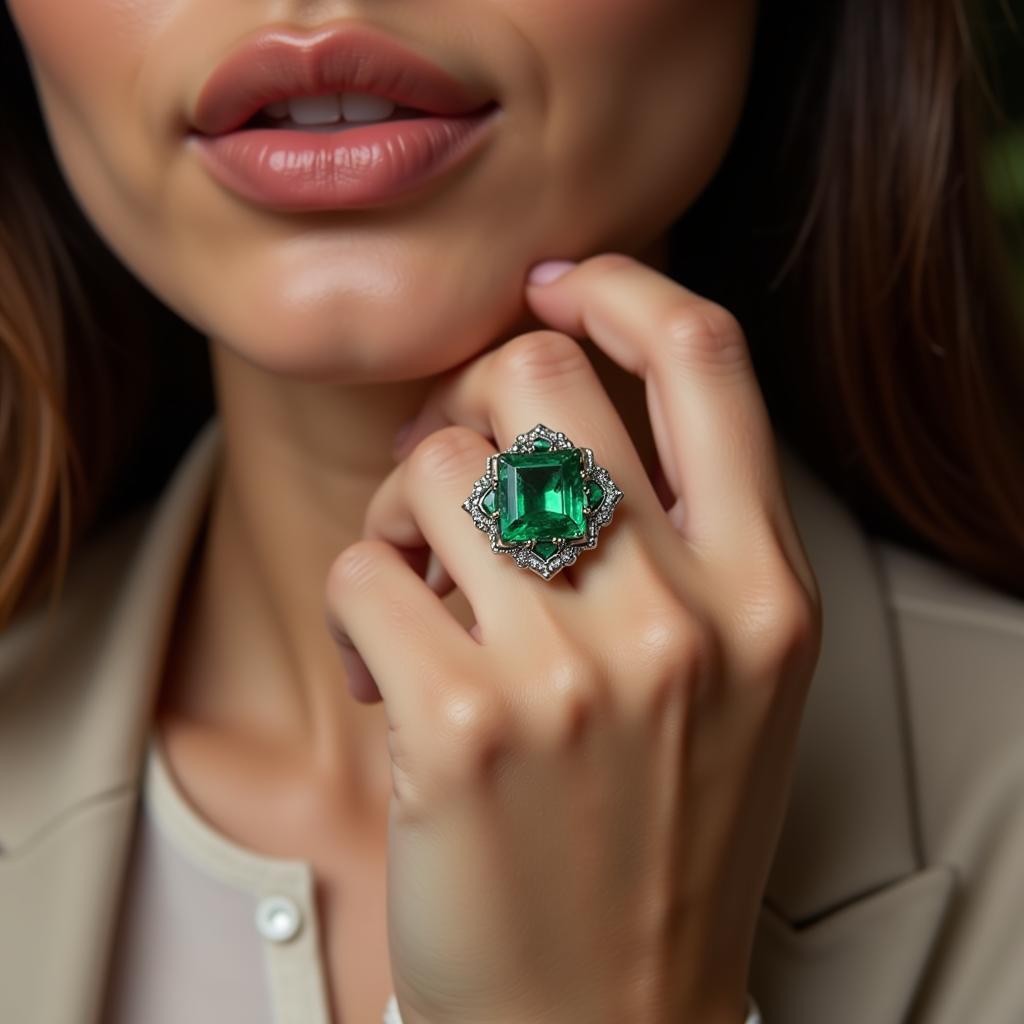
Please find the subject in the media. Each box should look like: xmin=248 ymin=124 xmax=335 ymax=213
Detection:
xmin=382 ymin=330 xmax=676 ymax=586
xmin=364 ymin=422 xmax=582 ymax=643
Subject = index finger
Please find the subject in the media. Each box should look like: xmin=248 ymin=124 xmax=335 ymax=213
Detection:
xmin=524 ymin=253 xmax=787 ymax=557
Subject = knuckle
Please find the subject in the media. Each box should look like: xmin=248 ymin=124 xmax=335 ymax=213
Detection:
xmin=436 ymin=687 xmax=509 ymax=762
xmin=630 ymin=604 xmax=711 ymax=711
xmin=743 ymin=573 xmax=823 ymax=682
xmin=658 ymin=300 xmax=748 ymax=372
xmin=407 ymin=424 xmax=483 ymax=485
xmin=498 ymin=330 xmax=591 ymax=387
xmin=546 ymin=651 xmax=602 ymax=704
xmin=385 ymin=684 xmax=512 ymax=813
xmin=641 ymin=606 xmax=707 ymax=674
xmin=538 ymin=653 xmax=604 ymax=744
xmin=327 ymin=539 xmax=392 ymax=595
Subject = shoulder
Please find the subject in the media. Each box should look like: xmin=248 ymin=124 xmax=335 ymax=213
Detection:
xmin=864 ymin=548 xmax=1024 ymax=1021
xmin=869 ymin=536 xmax=1024 ymax=858
xmin=872 ymin=538 xmax=1024 ymax=683
xmin=1 ymin=414 xmax=220 ymax=853
xmin=0 ymin=505 xmax=154 ymax=850
xmin=754 ymin=532 xmax=1023 ymax=1022
xmin=0 ymin=506 xmax=154 ymax=694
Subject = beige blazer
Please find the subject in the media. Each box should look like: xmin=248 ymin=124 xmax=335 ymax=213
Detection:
xmin=1 ymin=415 xmax=1023 ymax=1024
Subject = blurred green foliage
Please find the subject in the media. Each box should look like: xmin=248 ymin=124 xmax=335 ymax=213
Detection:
xmin=983 ymin=2 xmax=1024 ymax=268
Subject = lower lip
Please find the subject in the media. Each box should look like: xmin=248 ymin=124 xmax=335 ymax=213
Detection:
xmin=186 ymin=106 xmax=501 ymax=212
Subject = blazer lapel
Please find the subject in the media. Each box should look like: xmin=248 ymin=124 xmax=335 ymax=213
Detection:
xmin=0 ymin=421 xmax=954 ymax=1024
xmin=0 ymin=416 xmax=223 ymax=1024
xmin=749 ymin=445 xmax=956 ymax=1023
xmin=751 ymin=864 xmax=955 ymax=1024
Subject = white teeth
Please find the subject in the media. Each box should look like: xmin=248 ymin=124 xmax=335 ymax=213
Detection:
xmin=339 ymin=92 xmax=396 ymax=122
xmin=286 ymin=93 xmax=342 ymax=125
xmin=258 ymin=91 xmax=399 ymax=125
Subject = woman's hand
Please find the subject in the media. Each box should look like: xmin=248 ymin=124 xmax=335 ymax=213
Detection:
xmin=324 ymin=252 xmax=823 ymax=1024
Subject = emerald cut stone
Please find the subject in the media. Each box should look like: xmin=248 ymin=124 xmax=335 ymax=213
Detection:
xmin=533 ymin=540 xmax=560 ymax=561
xmin=497 ymin=448 xmax=586 ymax=543
xmin=586 ymin=479 xmax=604 ymax=510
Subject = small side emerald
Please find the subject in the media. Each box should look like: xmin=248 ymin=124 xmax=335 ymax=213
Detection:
xmin=533 ymin=540 xmax=560 ymax=561
xmin=480 ymin=487 xmax=497 ymax=515
xmin=586 ymin=479 xmax=604 ymax=510
xmin=531 ymin=437 xmax=552 ymax=451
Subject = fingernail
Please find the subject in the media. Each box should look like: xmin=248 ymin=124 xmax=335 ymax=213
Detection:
xmin=527 ymin=260 xmax=577 ymax=286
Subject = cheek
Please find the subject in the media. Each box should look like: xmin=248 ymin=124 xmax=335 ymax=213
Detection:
xmin=6 ymin=0 xmax=171 ymax=135
xmin=4 ymin=0 xmax=328 ymax=372
xmin=503 ymin=0 xmax=758 ymax=249
xmin=5 ymin=0 xmax=179 ymax=260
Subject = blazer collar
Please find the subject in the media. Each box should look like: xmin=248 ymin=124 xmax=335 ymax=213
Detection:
xmin=0 ymin=415 xmax=949 ymax=1024
xmin=0 ymin=414 xmax=222 ymax=854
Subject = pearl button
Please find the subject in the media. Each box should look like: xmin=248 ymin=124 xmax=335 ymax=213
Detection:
xmin=255 ymin=895 xmax=302 ymax=943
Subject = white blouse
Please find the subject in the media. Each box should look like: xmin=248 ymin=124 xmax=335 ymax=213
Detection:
xmin=102 ymin=730 xmax=402 ymax=1024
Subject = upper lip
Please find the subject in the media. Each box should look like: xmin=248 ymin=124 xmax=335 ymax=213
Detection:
xmin=190 ymin=21 xmax=495 ymax=136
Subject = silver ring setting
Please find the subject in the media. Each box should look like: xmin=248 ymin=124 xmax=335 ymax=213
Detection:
xmin=461 ymin=423 xmax=624 ymax=580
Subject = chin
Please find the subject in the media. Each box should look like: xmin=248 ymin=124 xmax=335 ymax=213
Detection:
xmin=197 ymin=262 xmax=532 ymax=384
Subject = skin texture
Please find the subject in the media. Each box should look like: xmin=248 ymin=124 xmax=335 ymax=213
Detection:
xmin=2 ymin=2 xmax=824 ymax=1023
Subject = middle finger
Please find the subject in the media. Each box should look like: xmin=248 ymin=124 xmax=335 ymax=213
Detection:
xmin=390 ymin=330 xmax=675 ymax=582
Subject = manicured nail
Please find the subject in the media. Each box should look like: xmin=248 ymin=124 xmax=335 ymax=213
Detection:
xmin=527 ymin=260 xmax=577 ymax=286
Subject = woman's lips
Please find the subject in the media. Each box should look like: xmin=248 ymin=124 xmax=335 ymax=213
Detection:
xmin=190 ymin=21 xmax=495 ymax=136
xmin=185 ymin=103 xmax=501 ymax=212
xmin=185 ymin=20 xmax=501 ymax=211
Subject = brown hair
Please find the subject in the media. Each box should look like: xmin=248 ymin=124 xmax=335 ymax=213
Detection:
xmin=1 ymin=0 xmax=1022 ymax=635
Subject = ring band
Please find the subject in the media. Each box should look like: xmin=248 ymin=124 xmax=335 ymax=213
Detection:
xmin=461 ymin=423 xmax=624 ymax=580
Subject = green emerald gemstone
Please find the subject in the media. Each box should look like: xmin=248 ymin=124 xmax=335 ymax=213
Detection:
xmin=586 ymin=479 xmax=604 ymax=510
xmin=497 ymin=448 xmax=586 ymax=543
xmin=480 ymin=487 xmax=497 ymax=515
xmin=531 ymin=437 xmax=552 ymax=451
xmin=533 ymin=540 xmax=560 ymax=561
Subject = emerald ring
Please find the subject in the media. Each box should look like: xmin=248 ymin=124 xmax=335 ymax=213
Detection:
xmin=461 ymin=423 xmax=624 ymax=580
